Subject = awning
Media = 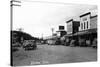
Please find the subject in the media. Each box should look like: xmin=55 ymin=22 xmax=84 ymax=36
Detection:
xmin=64 ymin=34 xmax=73 ymax=37
xmin=73 ymin=28 xmax=97 ymax=36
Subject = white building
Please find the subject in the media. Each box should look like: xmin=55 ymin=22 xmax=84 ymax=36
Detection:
xmin=79 ymin=12 xmax=91 ymax=31
xmin=79 ymin=12 xmax=97 ymax=31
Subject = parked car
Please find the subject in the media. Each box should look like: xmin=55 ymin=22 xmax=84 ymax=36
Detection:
xmin=70 ymin=40 xmax=75 ymax=47
xmin=64 ymin=38 xmax=70 ymax=46
xmin=85 ymin=40 xmax=91 ymax=47
xmin=78 ymin=39 xmax=86 ymax=47
xmin=23 ymin=40 xmax=37 ymax=50
xmin=92 ymin=38 xmax=97 ymax=48
xmin=55 ymin=38 xmax=61 ymax=45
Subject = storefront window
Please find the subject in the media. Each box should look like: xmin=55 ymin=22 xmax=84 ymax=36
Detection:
xmin=87 ymin=21 xmax=88 ymax=29
xmin=84 ymin=22 xmax=85 ymax=29
xmin=81 ymin=23 xmax=83 ymax=30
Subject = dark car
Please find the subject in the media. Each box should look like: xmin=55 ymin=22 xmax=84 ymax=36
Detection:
xmin=92 ymin=38 xmax=97 ymax=48
xmin=23 ymin=40 xmax=37 ymax=50
xmin=70 ymin=40 xmax=76 ymax=47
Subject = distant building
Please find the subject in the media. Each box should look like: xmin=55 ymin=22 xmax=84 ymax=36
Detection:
xmin=56 ymin=26 xmax=67 ymax=37
xmin=44 ymin=35 xmax=59 ymax=45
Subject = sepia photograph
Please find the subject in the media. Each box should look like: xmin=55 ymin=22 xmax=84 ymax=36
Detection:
xmin=10 ymin=0 xmax=97 ymax=66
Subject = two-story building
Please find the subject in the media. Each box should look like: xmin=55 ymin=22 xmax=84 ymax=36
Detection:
xmin=63 ymin=19 xmax=80 ymax=46
xmin=66 ymin=19 xmax=80 ymax=35
xmin=56 ymin=25 xmax=67 ymax=37
xmin=73 ymin=12 xmax=97 ymax=46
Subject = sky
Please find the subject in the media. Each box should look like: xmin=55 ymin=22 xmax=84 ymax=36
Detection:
xmin=13 ymin=0 xmax=97 ymax=38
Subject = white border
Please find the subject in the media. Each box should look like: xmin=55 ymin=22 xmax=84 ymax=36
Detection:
xmin=0 ymin=0 xmax=99 ymax=67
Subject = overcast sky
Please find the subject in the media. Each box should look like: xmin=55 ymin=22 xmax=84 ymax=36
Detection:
xmin=13 ymin=0 xmax=97 ymax=38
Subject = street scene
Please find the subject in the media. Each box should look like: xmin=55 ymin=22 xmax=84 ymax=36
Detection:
xmin=11 ymin=0 xmax=97 ymax=66
xmin=13 ymin=45 xmax=97 ymax=66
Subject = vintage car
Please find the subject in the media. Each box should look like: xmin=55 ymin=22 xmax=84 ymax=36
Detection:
xmin=92 ymin=38 xmax=97 ymax=48
xmin=70 ymin=40 xmax=76 ymax=47
xmin=23 ymin=40 xmax=37 ymax=50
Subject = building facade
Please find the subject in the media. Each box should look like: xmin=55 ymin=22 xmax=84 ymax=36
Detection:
xmin=64 ymin=12 xmax=97 ymax=47
xmin=79 ymin=12 xmax=97 ymax=31
xmin=66 ymin=19 xmax=80 ymax=34
xmin=75 ymin=12 xmax=97 ymax=47
xmin=79 ymin=12 xmax=91 ymax=31
xmin=66 ymin=19 xmax=73 ymax=34
xmin=62 ymin=19 xmax=80 ymax=46
xmin=56 ymin=25 xmax=66 ymax=37
xmin=90 ymin=15 xmax=97 ymax=29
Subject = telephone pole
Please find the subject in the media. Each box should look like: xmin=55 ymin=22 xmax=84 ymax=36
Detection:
xmin=10 ymin=0 xmax=21 ymax=66
xmin=51 ymin=28 xmax=54 ymax=36
xmin=10 ymin=0 xmax=21 ymax=30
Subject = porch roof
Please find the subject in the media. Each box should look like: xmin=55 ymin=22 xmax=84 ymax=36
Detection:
xmin=73 ymin=28 xmax=97 ymax=36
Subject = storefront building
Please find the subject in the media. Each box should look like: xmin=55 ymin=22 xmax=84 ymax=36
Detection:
xmin=63 ymin=12 xmax=97 ymax=47
xmin=74 ymin=12 xmax=97 ymax=47
xmin=63 ymin=19 xmax=80 ymax=46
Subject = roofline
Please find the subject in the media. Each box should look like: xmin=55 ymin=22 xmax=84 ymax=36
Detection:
xmin=66 ymin=19 xmax=73 ymax=23
xmin=73 ymin=21 xmax=80 ymax=23
xmin=56 ymin=30 xmax=66 ymax=32
xmin=90 ymin=15 xmax=98 ymax=19
xmin=80 ymin=12 xmax=91 ymax=17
